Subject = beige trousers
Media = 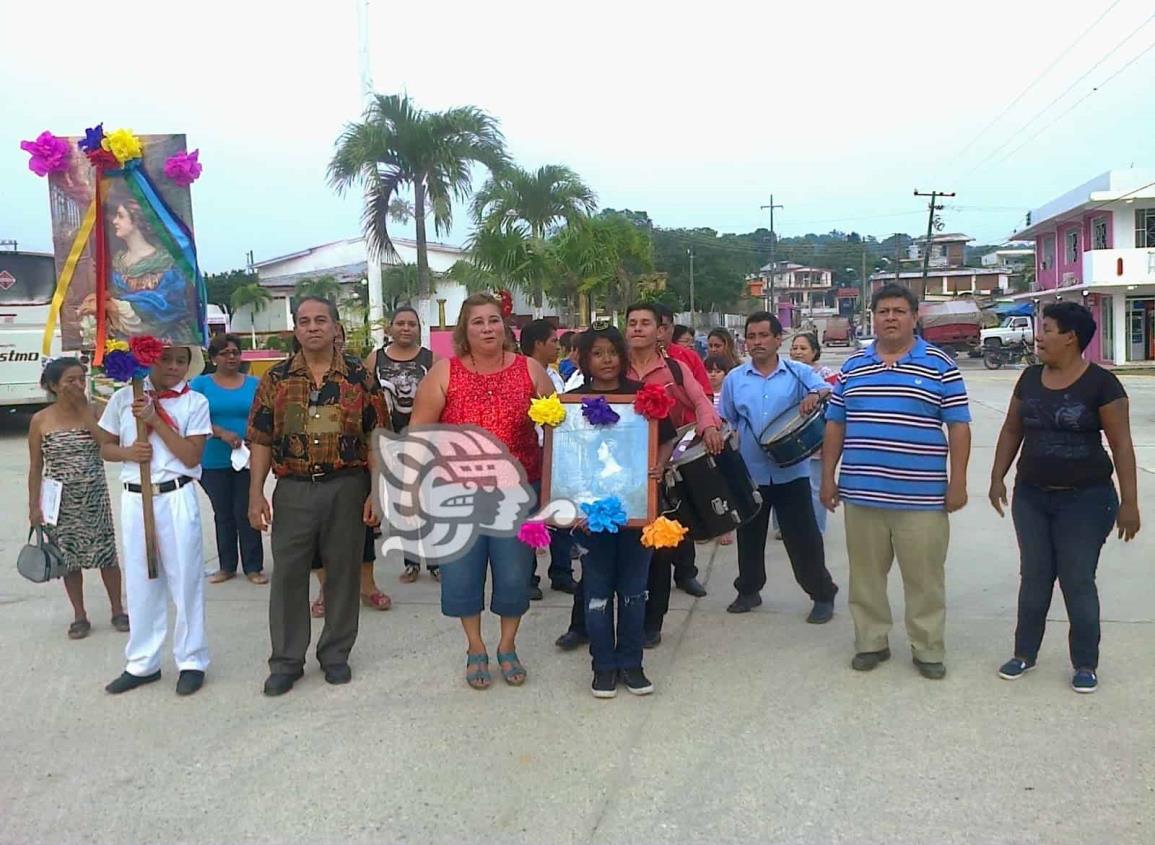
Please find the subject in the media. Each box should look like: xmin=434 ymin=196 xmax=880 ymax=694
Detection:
xmin=844 ymin=502 xmax=949 ymax=663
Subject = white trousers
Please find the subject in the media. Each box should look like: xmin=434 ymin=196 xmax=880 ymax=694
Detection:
xmin=120 ymin=482 xmax=210 ymax=676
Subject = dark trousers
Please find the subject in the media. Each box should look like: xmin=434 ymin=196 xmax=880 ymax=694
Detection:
xmin=546 ymin=528 xmax=576 ymax=585
xmin=1012 ymin=482 xmax=1118 ymax=670
xmin=735 ymin=477 xmax=837 ymax=602
xmin=269 ymin=472 xmax=370 ymax=674
xmin=644 ymin=538 xmax=696 ymax=634
xmin=200 ymin=468 xmax=264 ymax=574
xmin=581 ymin=529 xmax=652 ymax=672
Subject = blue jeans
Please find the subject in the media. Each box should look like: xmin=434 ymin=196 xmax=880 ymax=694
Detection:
xmin=199 ymin=468 xmax=264 ymax=574
xmin=580 ymin=529 xmax=652 ymax=672
xmin=439 ymin=532 xmax=534 ymax=618
xmin=1012 ymin=482 xmax=1118 ymax=670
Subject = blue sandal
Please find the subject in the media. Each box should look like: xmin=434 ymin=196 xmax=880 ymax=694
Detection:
xmin=496 ymin=650 xmax=527 ymax=686
xmin=465 ymin=653 xmax=491 ymax=690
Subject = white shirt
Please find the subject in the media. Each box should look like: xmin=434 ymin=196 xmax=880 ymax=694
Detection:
xmin=547 ymin=365 xmax=567 ymax=394
xmin=563 ymin=370 xmax=585 ymax=392
xmin=99 ymin=379 xmax=213 ymax=484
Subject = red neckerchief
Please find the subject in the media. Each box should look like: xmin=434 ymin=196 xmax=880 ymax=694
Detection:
xmin=149 ymin=383 xmax=189 ymax=431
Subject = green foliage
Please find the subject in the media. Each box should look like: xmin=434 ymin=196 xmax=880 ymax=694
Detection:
xmin=293 ymin=275 xmax=343 ymax=303
xmin=328 ymin=93 xmax=508 ymax=297
xmin=229 ymin=282 xmax=272 ymax=316
xmin=206 ymin=269 xmax=258 ymax=308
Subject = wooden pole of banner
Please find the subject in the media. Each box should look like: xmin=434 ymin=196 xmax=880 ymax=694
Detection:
xmin=131 ymin=377 xmax=160 ymax=579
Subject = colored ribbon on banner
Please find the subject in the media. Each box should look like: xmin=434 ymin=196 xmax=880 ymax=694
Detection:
xmin=41 ymin=200 xmax=96 ymax=357
xmin=93 ymin=170 xmax=108 ymax=364
xmin=116 ymin=160 xmax=207 ymax=344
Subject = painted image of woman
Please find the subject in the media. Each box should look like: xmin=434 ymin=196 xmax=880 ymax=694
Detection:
xmin=78 ymin=191 xmax=198 ymax=344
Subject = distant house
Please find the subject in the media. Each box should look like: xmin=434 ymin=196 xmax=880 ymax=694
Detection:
xmin=904 ymin=233 xmax=972 ymax=269
xmin=979 ymin=244 xmax=1035 ymax=269
xmin=869 ymin=231 xmax=1009 ymax=302
xmin=229 ymin=235 xmax=547 ymax=338
xmin=745 ymin=262 xmax=835 ymax=328
xmin=1003 ymin=168 xmax=1155 ymax=365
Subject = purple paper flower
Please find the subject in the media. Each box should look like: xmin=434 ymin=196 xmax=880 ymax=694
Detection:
xmin=19 ymin=131 xmax=71 ymax=177
xmin=101 ymin=350 xmax=139 ymax=383
xmin=581 ymin=496 xmax=628 ymax=534
xmin=163 ymin=149 xmax=202 ymax=187
xmin=78 ymin=124 xmax=105 ymax=153
xmin=581 ymin=396 xmax=620 ymax=426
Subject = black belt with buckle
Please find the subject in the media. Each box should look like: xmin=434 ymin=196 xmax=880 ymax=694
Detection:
xmin=285 ymin=467 xmax=367 ymax=483
xmin=124 ymin=476 xmax=194 ymax=495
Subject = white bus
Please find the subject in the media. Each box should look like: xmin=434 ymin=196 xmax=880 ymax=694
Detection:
xmin=0 ymin=251 xmax=62 ymax=408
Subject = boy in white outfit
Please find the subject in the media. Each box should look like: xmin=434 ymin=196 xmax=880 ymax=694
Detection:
xmin=98 ymin=345 xmax=213 ymax=696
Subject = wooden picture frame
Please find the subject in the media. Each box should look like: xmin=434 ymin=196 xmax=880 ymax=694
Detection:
xmin=542 ymin=394 xmax=659 ymax=527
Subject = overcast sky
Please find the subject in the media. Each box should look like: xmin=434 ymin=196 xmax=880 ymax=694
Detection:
xmin=3 ymin=0 xmax=1153 ymax=272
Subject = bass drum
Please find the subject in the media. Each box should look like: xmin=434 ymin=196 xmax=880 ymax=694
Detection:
xmin=663 ymin=427 xmax=762 ymax=541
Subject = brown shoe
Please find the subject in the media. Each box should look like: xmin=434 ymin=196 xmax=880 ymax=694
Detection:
xmin=68 ymin=619 xmax=91 ymax=640
xmin=208 ymin=571 xmax=236 ymax=584
xmin=399 ymin=564 xmax=420 ymax=584
xmin=361 ymin=590 xmax=392 ymax=611
xmin=110 ymin=613 xmax=130 ymax=633
xmin=246 ymin=572 xmax=269 ymax=585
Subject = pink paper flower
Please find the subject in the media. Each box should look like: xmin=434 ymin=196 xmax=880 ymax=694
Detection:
xmin=517 ymin=521 xmax=551 ymax=550
xmin=19 ymin=131 xmax=71 ymax=177
xmin=163 ymin=149 xmax=203 ymax=187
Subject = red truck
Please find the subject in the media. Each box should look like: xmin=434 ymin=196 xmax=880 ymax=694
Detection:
xmin=917 ymin=300 xmax=982 ymax=357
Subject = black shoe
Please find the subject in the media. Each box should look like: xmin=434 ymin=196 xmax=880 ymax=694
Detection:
xmin=913 ymin=658 xmax=947 ymax=680
xmin=642 ymin=630 xmax=662 ymax=649
xmin=726 ymin=593 xmax=763 ymax=614
xmin=175 ymin=670 xmax=205 ymax=696
xmin=806 ymin=601 xmax=835 ymax=624
xmin=851 ymin=648 xmax=892 ymax=672
xmin=263 ymin=669 xmax=304 ymax=697
xmin=529 ymin=585 xmax=544 ymax=601
xmin=324 ymin=664 xmax=352 ymax=685
xmin=620 ymin=667 xmax=654 ymax=696
xmin=555 ymin=629 xmax=589 ymax=651
xmin=592 ymin=670 xmax=618 ymax=699
xmin=676 ymin=577 xmax=708 ymax=598
xmin=551 ymin=579 xmax=577 ymax=594
xmin=105 ymin=670 xmax=161 ymax=694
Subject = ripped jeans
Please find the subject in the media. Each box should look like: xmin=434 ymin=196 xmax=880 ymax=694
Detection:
xmin=579 ymin=528 xmax=653 ymax=672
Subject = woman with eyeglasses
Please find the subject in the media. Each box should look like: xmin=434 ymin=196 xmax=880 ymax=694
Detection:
xmin=192 ymin=334 xmax=266 ymax=584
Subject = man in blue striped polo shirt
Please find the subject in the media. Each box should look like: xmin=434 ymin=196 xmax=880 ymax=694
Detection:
xmin=821 ymin=284 xmax=971 ymax=680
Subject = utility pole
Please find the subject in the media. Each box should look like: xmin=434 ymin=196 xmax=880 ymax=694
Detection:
xmin=357 ymin=0 xmax=385 ymax=345
xmin=914 ymin=189 xmax=955 ymax=292
xmin=687 ymin=248 xmax=695 ymax=321
xmin=760 ymin=195 xmax=784 ymax=317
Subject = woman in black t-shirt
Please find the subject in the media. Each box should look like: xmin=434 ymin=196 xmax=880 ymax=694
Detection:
xmin=988 ymin=302 xmax=1140 ymax=694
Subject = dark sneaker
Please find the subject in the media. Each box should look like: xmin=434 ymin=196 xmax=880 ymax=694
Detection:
xmin=913 ymin=658 xmax=947 ymax=680
xmin=263 ymin=669 xmax=304 ymax=697
xmin=676 ymin=577 xmax=707 ymax=598
xmin=555 ymin=630 xmax=589 ymax=651
xmin=620 ymin=668 xmax=654 ymax=696
xmin=175 ymin=670 xmax=205 ymax=696
xmin=591 ymin=670 xmax=618 ymax=699
xmin=998 ymin=658 xmax=1036 ymax=680
xmin=105 ymin=670 xmax=161 ymax=694
xmin=323 ymin=664 xmax=352 ymax=685
xmin=1072 ymin=668 xmax=1098 ymax=694
xmin=850 ymin=648 xmax=891 ymax=672
xmin=642 ymin=630 xmax=662 ymax=649
xmin=551 ymin=578 xmax=577 ymax=594
xmin=726 ymin=593 xmax=763 ymax=614
xmin=806 ymin=601 xmax=835 ymax=624
xmin=529 ymin=585 xmax=544 ymax=601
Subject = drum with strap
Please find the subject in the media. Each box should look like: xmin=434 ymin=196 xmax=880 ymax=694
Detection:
xmin=662 ymin=426 xmax=762 ymax=541
xmin=758 ymin=399 xmax=827 ymax=468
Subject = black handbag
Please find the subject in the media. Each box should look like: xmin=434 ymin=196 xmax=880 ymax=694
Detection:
xmin=17 ymin=527 xmax=67 ymax=583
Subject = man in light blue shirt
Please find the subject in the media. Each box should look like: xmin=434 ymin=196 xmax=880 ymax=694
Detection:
xmin=719 ymin=311 xmax=839 ymax=621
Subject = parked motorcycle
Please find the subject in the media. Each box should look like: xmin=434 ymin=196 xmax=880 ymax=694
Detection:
xmin=983 ymin=341 xmax=1039 ymax=370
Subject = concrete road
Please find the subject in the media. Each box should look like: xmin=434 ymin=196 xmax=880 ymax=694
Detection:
xmin=1 ymin=369 xmax=1152 ymax=845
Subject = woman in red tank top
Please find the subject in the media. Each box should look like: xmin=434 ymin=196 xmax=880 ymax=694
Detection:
xmin=411 ymin=293 xmax=556 ymax=690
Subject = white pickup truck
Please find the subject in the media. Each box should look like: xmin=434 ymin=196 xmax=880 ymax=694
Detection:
xmin=981 ymin=315 xmax=1034 ymax=349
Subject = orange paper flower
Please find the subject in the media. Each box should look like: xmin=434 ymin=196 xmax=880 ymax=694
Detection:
xmin=641 ymin=516 xmax=689 ymax=549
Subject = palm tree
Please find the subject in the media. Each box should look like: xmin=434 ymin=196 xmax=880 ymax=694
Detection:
xmin=471 ymin=164 xmax=597 ymax=312
xmin=294 ymin=275 xmax=343 ymax=303
xmin=230 ymin=282 xmax=272 ymax=349
xmin=465 ymin=226 xmax=554 ymax=310
xmin=327 ymin=93 xmax=508 ymax=300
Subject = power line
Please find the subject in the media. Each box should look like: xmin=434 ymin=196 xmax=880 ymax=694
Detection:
xmin=954 ymin=0 xmax=1125 ymax=161
xmin=961 ymin=14 xmax=1155 ymax=180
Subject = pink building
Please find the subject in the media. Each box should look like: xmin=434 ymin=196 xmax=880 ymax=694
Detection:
xmin=1008 ymin=169 xmax=1155 ymax=365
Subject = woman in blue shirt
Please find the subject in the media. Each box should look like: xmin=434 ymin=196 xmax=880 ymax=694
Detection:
xmin=192 ymin=333 xmax=265 ymax=583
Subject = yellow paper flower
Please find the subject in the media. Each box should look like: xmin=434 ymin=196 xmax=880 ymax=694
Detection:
xmin=104 ymin=339 xmax=130 ymax=354
xmin=642 ymin=517 xmax=689 ymax=549
xmin=528 ymin=393 xmax=566 ymax=427
xmin=101 ymin=128 xmax=143 ymax=164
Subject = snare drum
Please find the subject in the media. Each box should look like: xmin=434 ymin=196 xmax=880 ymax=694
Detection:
xmin=758 ymin=400 xmax=827 ymax=468
xmin=663 ymin=427 xmax=762 ymax=541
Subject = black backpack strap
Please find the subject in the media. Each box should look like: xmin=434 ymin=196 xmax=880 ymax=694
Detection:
xmin=417 ymin=347 xmax=434 ymax=369
xmin=664 ymin=355 xmax=685 ymax=388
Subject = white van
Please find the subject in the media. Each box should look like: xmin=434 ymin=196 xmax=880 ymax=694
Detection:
xmin=0 ymin=251 xmax=62 ymax=408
